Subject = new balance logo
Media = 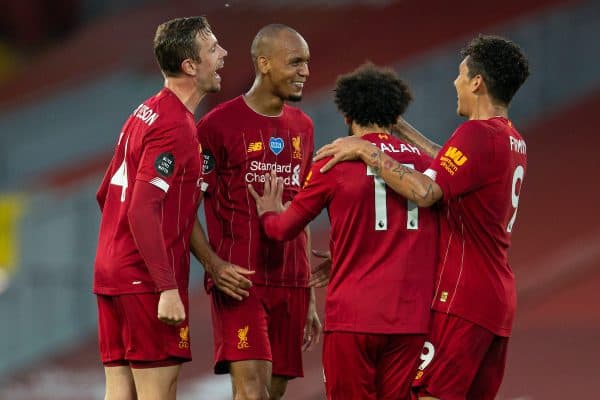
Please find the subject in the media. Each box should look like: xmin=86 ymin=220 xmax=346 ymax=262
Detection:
xmin=247 ymin=142 xmax=263 ymax=152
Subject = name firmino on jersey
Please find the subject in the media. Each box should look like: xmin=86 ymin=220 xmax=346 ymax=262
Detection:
xmin=509 ymin=136 xmax=526 ymax=154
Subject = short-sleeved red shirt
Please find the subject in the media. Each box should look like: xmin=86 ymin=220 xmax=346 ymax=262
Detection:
xmin=93 ymin=88 xmax=202 ymax=295
xmin=424 ymin=117 xmax=527 ymax=336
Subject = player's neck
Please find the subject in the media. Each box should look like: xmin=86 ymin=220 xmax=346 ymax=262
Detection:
xmin=351 ymin=123 xmax=390 ymax=137
xmin=468 ymin=95 xmax=508 ymax=121
xmin=164 ymin=78 xmax=206 ymax=114
xmin=244 ymin=83 xmax=284 ymax=117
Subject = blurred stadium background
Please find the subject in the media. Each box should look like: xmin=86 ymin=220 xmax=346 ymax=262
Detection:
xmin=0 ymin=0 xmax=598 ymax=398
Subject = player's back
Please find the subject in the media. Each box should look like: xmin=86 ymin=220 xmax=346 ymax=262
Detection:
xmin=324 ymin=133 xmax=438 ymax=334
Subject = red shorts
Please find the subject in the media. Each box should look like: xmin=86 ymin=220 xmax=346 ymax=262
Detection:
xmin=413 ymin=311 xmax=509 ymax=400
xmin=323 ymin=332 xmax=425 ymax=400
xmin=210 ymin=284 xmax=309 ymax=378
xmin=97 ymin=292 xmax=192 ymax=368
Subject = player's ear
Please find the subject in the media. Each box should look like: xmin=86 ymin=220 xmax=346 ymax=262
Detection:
xmin=180 ymin=58 xmax=196 ymax=76
xmin=344 ymin=116 xmax=351 ymax=126
xmin=257 ymin=55 xmax=271 ymax=75
xmin=470 ymin=74 xmax=484 ymax=94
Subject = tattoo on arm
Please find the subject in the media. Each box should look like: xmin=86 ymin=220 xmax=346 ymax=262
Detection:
xmin=411 ymin=184 xmax=436 ymax=203
xmin=374 ymin=153 xmax=437 ymax=204
xmin=391 ymin=163 xmax=413 ymax=180
xmin=368 ymin=150 xmax=382 ymax=174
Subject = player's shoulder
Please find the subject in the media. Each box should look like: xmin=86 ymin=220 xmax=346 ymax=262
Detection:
xmin=382 ymin=134 xmax=433 ymax=167
xmin=455 ymin=118 xmax=513 ymax=137
xmin=449 ymin=119 xmax=501 ymax=147
xmin=283 ymin=104 xmax=313 ymax=126
xmin=149 ymin=88 xmax=190 ymax=123
xmin=455 ymin=119 xmax=491 ymax=134
xmin=204 ymin=95 xmax=244 ymax=120
xmin=130 ymin=89 xmax=192 ymax=137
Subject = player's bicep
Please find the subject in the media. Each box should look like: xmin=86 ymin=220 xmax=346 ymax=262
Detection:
xmin=426 ymin=124 xmax=488 ymax=198
xmin=197 ymin=119 xmax=221 ymax=196
xmin=136 ymin=125 xmax=187 ymax=193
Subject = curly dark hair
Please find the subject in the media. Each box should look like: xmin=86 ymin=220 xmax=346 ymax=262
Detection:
xmin=334 ymin=63 xmax=412 ymax=127
xmin=461 ymin=34 xmax=530 ymax=105
xmin=154 ymin=16 xmax=212 ymax=76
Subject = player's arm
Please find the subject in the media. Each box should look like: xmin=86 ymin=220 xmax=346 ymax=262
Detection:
xmin=127 ymin=181 xmax=184 ymax=325
xmin=247 ymin=171 xmax=311 ymax=241
xmin=302 ymin=225 xmax=322 ymax=350
xmin=315 ymin=136 xmax=443 ymax=207
xmin=309 ymin=249 xmax=331 ymax=288
xmin=190 ymin=218 xmax=254 ymax=301
xmin=392 ymin=117 xmax=442 ymax=158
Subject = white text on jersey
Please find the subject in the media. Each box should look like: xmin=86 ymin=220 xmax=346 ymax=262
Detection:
xmin=246 ymin=160 xmax=300 ymax=187
xmin=133 ymin=104 xmax=159 ymax=126
xmin=509 ymin=136 xmax=526 ymax=155
xmin=376 ymin=142 xmax=421 ymax=155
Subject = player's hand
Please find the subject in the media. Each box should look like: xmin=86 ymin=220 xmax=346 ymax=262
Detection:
xmin=247 ymin=169 xmax=285 ymax=216
xmin=309 ymin=249 xmax=331 ymax=288
xmin=314 ymin=136 xmax=376 ymax=173
xmin=209 ymin=260 xmax=255 ymax=301
xmin=303 ymin=292 xmax=322 ymax=352
xmin=157 ymin=288 xmax=186 ymax=325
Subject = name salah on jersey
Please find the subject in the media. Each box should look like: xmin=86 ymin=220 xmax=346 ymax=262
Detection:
xmin=370 ymin=140 xmax=421 ymax=155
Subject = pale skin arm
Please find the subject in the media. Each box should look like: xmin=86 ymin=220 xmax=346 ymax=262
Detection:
xmin=157 ymin=289 xmax=186 ymax=325
xmin=314 ymin=136 xmax=443 ymax=208
xmin=190 ymin=218 xmax=254 ymax=301
xmin=392 ymin=117 xmax=442 ymax=158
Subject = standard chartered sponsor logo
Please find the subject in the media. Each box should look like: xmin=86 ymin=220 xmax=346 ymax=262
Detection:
xmin=245 ymin=160 xmax=301 ymax=187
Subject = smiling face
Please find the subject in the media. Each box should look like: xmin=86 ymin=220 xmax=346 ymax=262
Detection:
xmin=191 ymin=30 xmax=227 ymax=93
xmin=264 ymin=30 xmax=310 ymax=102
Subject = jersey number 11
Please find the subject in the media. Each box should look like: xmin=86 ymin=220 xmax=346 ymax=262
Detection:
xmin=367 ymin=164 xmax=418 ymax=231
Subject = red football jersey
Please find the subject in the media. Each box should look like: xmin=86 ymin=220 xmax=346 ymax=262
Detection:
xmin=266 ymin=133 xmax=438 ymax=334
xmin=424 ymin=117 xmax=527 ymax=336
xmin=93 ymin=88 xmax=202 ymax=295
xmin=197 ymin=96 xmax=314 ymax=287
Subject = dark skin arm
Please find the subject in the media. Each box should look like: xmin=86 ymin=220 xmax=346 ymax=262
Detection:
xmin=190 ymin=218 xmax=254 ymax=301
xmin=314 ymin=136 xmax=443 ymax=208
xmin=248 ymin=171 xmax=322 ymax=349
xmin=308 ymin=249 xmax=331 ymax=288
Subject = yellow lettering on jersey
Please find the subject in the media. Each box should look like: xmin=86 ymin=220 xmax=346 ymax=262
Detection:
xmin=444 ymin=147 xmax=468 ymax=166
xmin=440 ymin=291 xmax=448 ymax=302
xmin=247 ymin=142 xmax=263 ymax=153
